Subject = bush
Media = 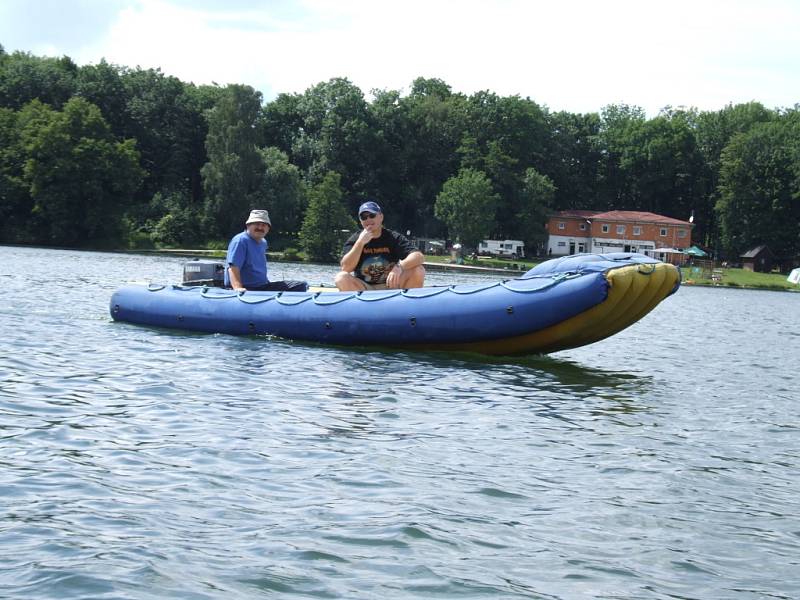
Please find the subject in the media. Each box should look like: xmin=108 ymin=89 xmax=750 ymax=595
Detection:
xmin=281 ymin=246 xmax=303 ymax=261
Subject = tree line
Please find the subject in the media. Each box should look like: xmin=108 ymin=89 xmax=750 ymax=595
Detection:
xmin=1 ymin=45 xmax=798 ymax=262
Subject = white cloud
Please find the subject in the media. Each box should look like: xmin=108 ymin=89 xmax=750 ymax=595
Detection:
xmin=17 ymin=0 xmax=800 ymax=115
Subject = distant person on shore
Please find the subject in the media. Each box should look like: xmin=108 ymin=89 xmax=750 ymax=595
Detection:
xmin=224 ymin=209 xmax=308 ymax=292
xmin=334 ymin=201 xmax=425 ymax=291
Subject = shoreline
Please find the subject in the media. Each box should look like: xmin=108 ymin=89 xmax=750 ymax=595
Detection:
xmin=125 ymin=248 xmax=529 ymax=276
xmin=5 ymin=245 xmax=796 ymax=290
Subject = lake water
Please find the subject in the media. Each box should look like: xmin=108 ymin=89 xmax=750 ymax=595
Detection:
xmin=1 ymin=245 xmax=798 ymax=599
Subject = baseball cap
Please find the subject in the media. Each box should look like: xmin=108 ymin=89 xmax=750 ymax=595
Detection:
xmin=358 ymin=201 xmax=382 ymax=215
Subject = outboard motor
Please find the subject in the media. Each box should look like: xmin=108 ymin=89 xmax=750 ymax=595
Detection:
xmin=182 ymin=259 xmax=225 ymax=287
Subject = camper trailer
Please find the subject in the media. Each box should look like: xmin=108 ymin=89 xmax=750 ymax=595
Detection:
xmin=478 ymin=240 xmax=525 ymax=258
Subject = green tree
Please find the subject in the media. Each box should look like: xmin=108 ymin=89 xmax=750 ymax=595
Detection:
xmin=398 ymin=78 xmax=466 ymax=235
xmin=517 ymin=168 xmax=556 ymax=254
xmin=0 ymin=51 xmax=78 ymax=109
xmin=295 ymin=78 xmax=376 ymax=200
xmin=201 ymin=84 xmax=264 ymax=237
xmin=616 ymin=110 xmax=705 ymax=220
xmin=75 ymin=59 xmax=129 ymax=135
xmin=18 ymin=97 xmax=143 ymax=246
xmin=299 ymin=171 xmax=355 ymax=262
xmin=256 ymin=146 xmax=307 ymax=244
xmin=544 ymin=110 xmax=603 ymax=210
xmin=694 ymin=102 xmax=776 ymax=248
xmin=717 ymin=116 xmax=800 ymax=258
xmin=149 ymin=190 xmax=203 ymax=248
xmin=365 ymin=88 xmax=412 ymax=223
xmin=122 ymin=68 xmax=214 ymax=206
xmin=595 ymin=103 xmax=647 ymax=209
xmin=0 ymin=107 xmax=31 ymax=242
xmin=261 ymin=91 xmax=304 ymax=155
xmin=458 ymin=92 xmax=549 ymax=239
xmin=434 ymin=168 xmax=499 ymax=248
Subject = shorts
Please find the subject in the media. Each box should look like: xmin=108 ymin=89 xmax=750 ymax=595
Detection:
xmin=358 ymin=280 xmax=388 ymax=290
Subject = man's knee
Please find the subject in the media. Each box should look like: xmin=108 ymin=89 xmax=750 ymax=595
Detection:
xmin=400 ymin=265 xmax=425 ymax=288
xmin=334 ymin=271 xmax=364 ymax=291
xmin=409 ymin=264 xmax=425 ymax=283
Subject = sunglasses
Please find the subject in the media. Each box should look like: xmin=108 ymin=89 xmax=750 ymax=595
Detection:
xmin=359 ymin=212 xmax=377 ymax=220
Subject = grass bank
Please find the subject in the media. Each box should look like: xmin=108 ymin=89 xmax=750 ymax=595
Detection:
xmin=681 ymin=266 xmax=798 ymax=291
xmin=423 ymin=255 xmax=535 ymax=271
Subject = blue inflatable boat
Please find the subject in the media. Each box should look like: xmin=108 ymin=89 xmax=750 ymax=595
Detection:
xmin=109 ymin=253 xmax=680 ymax=355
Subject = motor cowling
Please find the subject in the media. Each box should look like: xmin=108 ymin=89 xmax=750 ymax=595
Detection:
xmin=182 ymin=259 xmax=225 ymax=287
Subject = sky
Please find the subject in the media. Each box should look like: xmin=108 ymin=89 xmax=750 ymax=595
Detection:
xmin=1 ymin=0 xmax=799 ymax=116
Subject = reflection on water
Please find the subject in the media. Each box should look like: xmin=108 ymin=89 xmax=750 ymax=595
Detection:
xmin=1 ymin=245 xmax=799 ymax=599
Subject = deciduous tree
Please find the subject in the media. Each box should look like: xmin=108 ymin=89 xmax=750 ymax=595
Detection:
xmin=517 ymin=168 xmax=556 ymax=254
xmin=256 ymin=147 xmax=307 ymax=244
xmin=19 ymin=97 xmax=143 ymax=246
xmin=299 ymin=171 xmax=355 ymax=262
xmin=434 ymin=168 xmax=498 ymax=249
xmin=717 ymin=116 xmax=800 ymax=258
xmin=201 ymin=84 xmax=264 ymax=237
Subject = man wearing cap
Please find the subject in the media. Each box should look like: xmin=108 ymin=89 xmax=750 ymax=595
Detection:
xmin=224 ymin=209 xmax=308 ymax=292
xmin=334 ymin=201 xmax=425 ymax=291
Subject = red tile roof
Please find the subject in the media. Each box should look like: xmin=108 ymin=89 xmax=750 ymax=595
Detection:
xmin=554 ymin=210 xmax=691 ymax=226
xmin=553 ymin=210 xmax=601 ymax=219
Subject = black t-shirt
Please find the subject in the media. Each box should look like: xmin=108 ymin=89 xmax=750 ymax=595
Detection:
xmin=343 ymin=228 xmax=416 ymax=285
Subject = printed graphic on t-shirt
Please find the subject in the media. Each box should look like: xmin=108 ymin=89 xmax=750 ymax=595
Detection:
xmin=359 ymin=254 xmax=391 ymax=284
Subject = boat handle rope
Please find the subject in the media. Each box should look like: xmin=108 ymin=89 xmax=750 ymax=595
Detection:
xmin=275 ymin=295 xmax=314 ymax=306
xmin=311 ymin=293 xmax=361 ymax=306
xmin=399 ymin=287 xmax=451 ymax=299
xmin=151 ymin=271 xmax=585 ymax=304
xmin=153 ymin=272 xmax=588 ymax=306
xmin=199 ymin=288 xmax=250 ymax=300
xmin=312 ymin=273 xmax=580 ymax=303
xmin=517 ymin=270 xmax=586 ymax=281
xmin=237 ymin=293 xmax=314 ymax=306
xmin=499 ymin=272 xmax=581 ymax=292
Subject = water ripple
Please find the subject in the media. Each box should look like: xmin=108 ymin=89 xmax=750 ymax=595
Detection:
xmin=1 ymin=247 xmax=799 ymax=598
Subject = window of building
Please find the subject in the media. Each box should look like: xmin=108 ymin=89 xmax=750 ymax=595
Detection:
xmin=602 ymin=224 xmax=610 ymax=233
xmin=558 ymin=241 xmax=566 ymax=247
xmin=633 ymin=226 xmax=641 ymax=236
xmin=660 ymin=228 xmax=668 ymax=236
xmin=677 ymin=229 xmax=687 ymax=238
xmin=558 ymin=222 xmax=565 ymax=230
xmin=616 ymin=225 xmax=625 ymax=234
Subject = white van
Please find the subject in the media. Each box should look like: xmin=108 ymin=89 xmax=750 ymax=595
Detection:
xmin=478 ymin=240 xmax=525 ymax=258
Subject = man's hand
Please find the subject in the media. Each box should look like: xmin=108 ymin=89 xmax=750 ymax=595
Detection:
xmin=340 ymin=223 xmax=381 ymax=273
xmin=357 ymin=225 xmax=378 ymax=245
xmin=386 ymin=263 xmax=403 ymax=288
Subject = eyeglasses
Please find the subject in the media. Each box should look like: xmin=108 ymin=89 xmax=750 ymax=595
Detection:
xmin=359 ymin=212 xmax=377 ymax=220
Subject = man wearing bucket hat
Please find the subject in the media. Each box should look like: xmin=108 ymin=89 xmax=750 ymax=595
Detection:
xmin=334 ymin=201 xmax=425 ymax=291
xmin=224 ymin=209 xmax=308 ymax=292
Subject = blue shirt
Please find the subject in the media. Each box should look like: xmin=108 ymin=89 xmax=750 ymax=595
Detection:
xmin=224 ymin=230 xmax=269 ymax=288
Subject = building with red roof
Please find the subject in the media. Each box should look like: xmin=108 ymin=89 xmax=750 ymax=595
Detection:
xmin=546 ymin=210 xmax=694 ymax=264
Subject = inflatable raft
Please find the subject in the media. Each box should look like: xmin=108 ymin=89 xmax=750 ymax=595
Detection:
xmin=110 ymin=253 xmax=680 ymax=356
